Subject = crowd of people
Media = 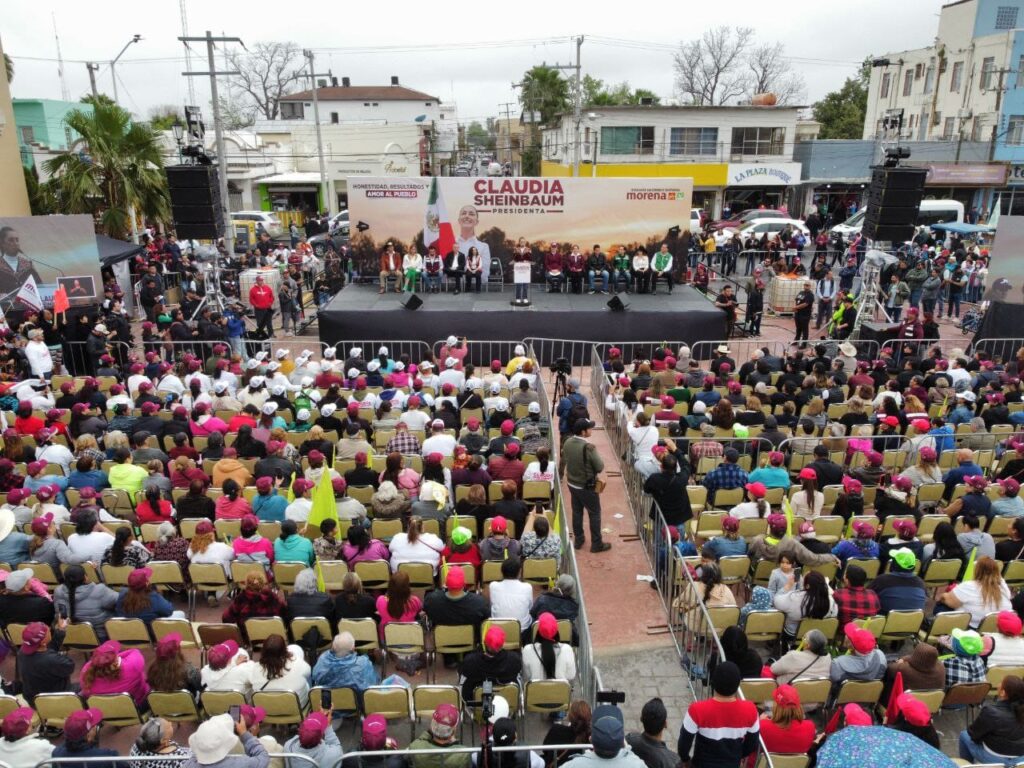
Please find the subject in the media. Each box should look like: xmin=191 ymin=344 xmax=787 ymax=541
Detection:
xmin=601 ymin=337 xmax=1024 ymax=765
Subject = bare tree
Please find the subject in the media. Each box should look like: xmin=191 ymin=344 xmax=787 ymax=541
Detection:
xmin=224 ymin=41 xmax=306 ymax=122
xmin=747 ymin=42 xmax=806 ymax=104
xmin=673 ymin=26 xmax=754 ymax=105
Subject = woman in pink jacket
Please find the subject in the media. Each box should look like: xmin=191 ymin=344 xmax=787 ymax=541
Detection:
xmin=79 ymin=639 xmax=150 ymax=706
xmin=214 ymin=479 xmax=253 ymax=520
xmin=340 ymin=525 xmax=390 ymax=567
xmin=231 ymin=514 xmax=275 ymax=568
xmin=379 ymin=452 xmax=421 ymax=499
xmin=189 ymin=403 xmax=229 ymax=437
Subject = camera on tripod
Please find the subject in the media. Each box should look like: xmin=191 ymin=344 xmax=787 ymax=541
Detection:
xmin=549 ymin=357 xmax=572 ymax=376
xmin=480 ymin=679 xmax=494 ymax=720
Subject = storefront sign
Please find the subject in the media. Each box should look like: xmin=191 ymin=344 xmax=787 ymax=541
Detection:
xmin=1009 ymin=164 xmax=1024 ymax=185
xmin=924 ymin=163 xmax=1008 ymax=185
xmin=726 ymin=162 xmax=802 ymax=187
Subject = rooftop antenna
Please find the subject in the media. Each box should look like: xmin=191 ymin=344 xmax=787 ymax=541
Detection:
xmin=52 ymin=12 xmax=69 ymax=101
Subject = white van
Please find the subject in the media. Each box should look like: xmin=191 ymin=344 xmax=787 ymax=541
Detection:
xmin=830 ymin=199 xmax=965 ymax=240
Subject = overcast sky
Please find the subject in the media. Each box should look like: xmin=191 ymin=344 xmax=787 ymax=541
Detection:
xmin=4 ymin=0 xmax=943 ymax=124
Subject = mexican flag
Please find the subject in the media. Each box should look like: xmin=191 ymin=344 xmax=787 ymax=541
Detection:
xmin=423 ymin=177 xmax=455 ymax=256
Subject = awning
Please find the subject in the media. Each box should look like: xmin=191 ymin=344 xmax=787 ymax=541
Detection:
xmin=929 ymin=222 xmax=994 ymax=234
xmin=255 ymin=172 xmax=323 ymax=185
xmin=96 ymin=235 xmax=145 ymax=267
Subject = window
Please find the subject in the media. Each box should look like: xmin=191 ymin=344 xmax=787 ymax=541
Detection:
xmin=599 ymin=126 xmax=654 ymax=154
xmin=903 ymin=69 xmax=914 ymax=96
xmin=880 ymin=73 xmax=891 ymax=98
xmin=280 ymin=102 xmax=304 ymax=119
xmin=425 ymin=102 xmax=432 ymax=106
xmin=914 ymin=63 xmax=924 ymax=79
xmin=982 ymin=57 xmax=996 ymax=89
xmin=1008 ymin=115 xmax=1024 ymax=145
xmin=1018 ymin=56 xmax=1024 ymax=88
xmin=19 ymin=126 xmax=34 ymax=143
xmin=924 ymin=65 xmax=935 ymax=94
xmin=730 ymin=126 xmax=786 ymax=155
xmin=372 ymin=102 xmax=379 ymax=106
xmin=943 ymin=116 xmax=954 ymax=138
xmin=972 ymin=118 xmax=984 ymax=141
xmin=951 ymin=61 xmax=964 ymax=91
xmin=330 ymin=112 xmax=338 ymax=124
xmin=363 ymin=102 xmax=370 ymax=106
xmin=996 ymin=5 xmax=1019 ymax=29
xmin=669 ymin=127 xmax=718 ymax=155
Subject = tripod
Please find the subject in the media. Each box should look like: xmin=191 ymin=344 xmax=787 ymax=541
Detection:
xmin=189 ymin=257 xmax=230 ymax=323
xmin=550 ymin=370 xmax=568 ymax=409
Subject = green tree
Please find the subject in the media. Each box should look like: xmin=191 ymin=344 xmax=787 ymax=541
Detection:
xmin=583 ymin=75 xmax=660 ymax=107
xmin=80 ymin=93 xmax=116 ymax=107
xmin=43 ymin=102 xmax=170 ymax=239
xmin=465 ymin=121 xmax=492 ymax=148
xmin=628 ymin=88 xmax=661 ymax=105
xmin=518 ymin=65 xmax=570 ymax=123
xmin=148 ymin=104 xmax=183 ymax=131
xmin=23 ymin=165 xmax=56 ymax=216
xmin=812 ymin=58 xmax=871 ymax=139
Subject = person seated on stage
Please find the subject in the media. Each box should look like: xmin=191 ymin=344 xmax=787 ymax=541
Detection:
xmin=566 ymin=245 xmax=586 ymax=294
xmin=444 ymin=248 xmax=466 ymax=295
xmin=465 ymin=247 xmax=484 ymax=293
xmin=544 ymin=242 xmax=564 ymax=293
xmin=379 ymin=242 xmax=403 ymax=294
xmin=403 ymin=249 xmax=423 ymax=293
xmin=632 ymin=246 xmax=651 ymax=294
xmin=587 ymin=244 xmax=609 ymax=295
xmin=611 ymin=246 xmax=631 ymax=294
xmin=651 ymin=244 xmax=674 ymax=295
xmin=423 ymin=246 xmax=444 ymax=293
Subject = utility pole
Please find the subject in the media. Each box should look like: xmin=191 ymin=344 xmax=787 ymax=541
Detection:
xmin=989 ymin=66 xmax=1014 ymax=161
xmin=551 ymin=36 xmax=584 ymax=176
xmin=179 ymin=30 xmax=243 ymax=243
xmin=498 ymin=101 xmax=516 ymax=171
xmin=85 ymin=63 xmax=99 ymax=99
xmin=302 ymin=49 xmax=332 ymax=213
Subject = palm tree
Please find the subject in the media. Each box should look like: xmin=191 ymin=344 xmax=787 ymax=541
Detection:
xmin=4 ymin=53 xmax=13 ymax=83
xmin=519 ymin=65 xmax=570 ymax=125
xmin=43 ymin=101 xmax=170 ymax=239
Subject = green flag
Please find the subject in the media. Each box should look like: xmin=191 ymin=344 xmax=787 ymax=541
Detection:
xmin=306 ymin=470 xmax=338 ymax=531
xmin=962 ymin=545 xmax=978 ymax=581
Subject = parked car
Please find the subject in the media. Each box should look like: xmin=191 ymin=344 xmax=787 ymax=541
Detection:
xmin=714 ymin=217 xmax=810 ymax=246
xmin=708 ymin=208 xmax=786 ymax=233
xmin=689 ymin=209 xmax=703 ymax=234
xmin=231 ymin=210 xmax=284 ymax=237
xmin=309 ymin=222 xmax=350 ymax=256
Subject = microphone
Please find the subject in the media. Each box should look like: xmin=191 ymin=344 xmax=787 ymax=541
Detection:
xmin=20 ymin=252 xmax=66 ymax=278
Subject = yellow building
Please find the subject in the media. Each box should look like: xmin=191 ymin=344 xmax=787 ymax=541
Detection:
xmin=0 ymin=37 xmax=30 ymax=216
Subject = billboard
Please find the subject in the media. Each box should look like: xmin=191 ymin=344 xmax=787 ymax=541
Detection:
xmin=0 ymin=215 xmax=101 ymax=308
xmin=346 ymin=176 xmax=694 ymax=277
xmin=983 ymin=214 xmax=1024 ymax=304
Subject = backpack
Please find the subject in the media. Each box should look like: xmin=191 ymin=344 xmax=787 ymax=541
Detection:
xmin=563 ymin=393 xmax=590 ymax=431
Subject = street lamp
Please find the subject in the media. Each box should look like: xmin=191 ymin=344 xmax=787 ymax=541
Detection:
xmin=171 ymin=120 xmax=185 ymax=164
xmin=110 ymin=34 xmax=142 ymax=106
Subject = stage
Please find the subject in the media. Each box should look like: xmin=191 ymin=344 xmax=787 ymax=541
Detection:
xmin=317 ymin=283 xmax=727 ymax=363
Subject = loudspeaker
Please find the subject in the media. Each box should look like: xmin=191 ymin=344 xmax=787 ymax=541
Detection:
xmin=861 ymin=165 xmax=928 ymax=243
xmin=401 ymin=294 xmax=423 ymax=311
xmin=606 ymin=295 xmax=628 ymax=312
xmin=166 ymin=164 xmax=223 ymax=240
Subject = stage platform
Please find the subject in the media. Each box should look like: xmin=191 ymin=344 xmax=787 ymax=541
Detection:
xmin=317 ymin=284 xmax=727 ymax=363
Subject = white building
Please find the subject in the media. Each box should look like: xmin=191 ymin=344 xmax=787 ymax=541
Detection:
xmin=541 ymin=105 xmax=804 ymax=216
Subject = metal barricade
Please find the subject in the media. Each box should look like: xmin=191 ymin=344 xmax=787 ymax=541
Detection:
xmin=971 ymin=337 xmax=1023 ymax=362
xmin=690 ymin=339 xmax=787 ymax=363
xmin=61 ymin=340 xmax=133 ymax=377
xmin=880 ymin=338 xmax=972 ymax=360
xmin=593 ymin=341 xmax=694 ymax=366
xmin=433 ymin=339 xmax=533 ymax=369
xmin=328 ymin=745 xmax=595 ymax=768
xmin=332 ymin=340 xmax=433 ymax=364
xmin=524 ymin=338 xmax=595 ymax=368
xmin=36 ymin=756 xmax=321 ymax=768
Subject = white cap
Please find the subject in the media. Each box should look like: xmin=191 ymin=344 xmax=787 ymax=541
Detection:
xmin=267 ymin=361 xmax=280 ymax=371
xmin=957 ymin=391 xmax=977 ymax=402
xmin=246 ymin=359 xmax=260 ymax=370
xmin=94 ymin=324 xmax=108 ymax=334
xmin=445 ymin=357 xmax=458 ymax=369
xmin=271 ymin=385 xmax=286 ymax=396
xmin=514 ymin=344 xmax=525 ymax=356
xmin=495 ymin=397 xmax=509 ymax=411
xmin=466 ymin=377 xmax=482 ymax=390
xmin=300 ymin=376 xmax=314 ymax=387
xmin=431 ymin=418 xmax=445 ymax=429
xmin=491 ymin=382 xmax=502 ymax=393
xmin=275 ymin=349 xmax=288 ymax=359
xmin=250 ymin=376 xmax=265 ymax=387
xmin=296 ymin=354 xmax=310 ymax=364
xmin=367 ymin=360 xmax=380 ymax=372
xmin=347 ymin=368 xmax=360 ymax=379
xmin=420 ymin=361 xmax=433 ymax=370
xmin=255 ymin=352 xmax=268 ymax=362
xmin=446 ymin=335 xmax=458 ymax=346
xmin=320 ymin=403 xmax=337 ymax=417
xmin=261 ymin=402 xmax=277 ymax=415
xmin=349 ymin=347 xmax=362 ymax=358
xmin=296 ymin=408 xmax=311 ymax=421
xmin=323 ymin=347 xmax=336 ymax=358
xmin=309 ymin=390 xmax=322 ymax=402
xmin=301 ymin=349 xmax=313 ymax=358
xmin=378 ymin=346 xmax=389 ymax=356
xmin=394 ymin=361 xmax=405 ymax=371
xmin=528 ymin=401 xmax=541 ymax=414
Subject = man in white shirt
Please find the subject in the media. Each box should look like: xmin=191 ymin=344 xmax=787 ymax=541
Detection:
xmin=948 ymin=358 xmax=972 ymax=389
xmin=35 ymin=430 xmax=74 ymax=474
xmin=421 ymin=420 xmax=457 ymax=457
xmin=438 ymin=358 xmax=465 ymax=391
xmin=488 ymin=558 xmax=534 ymax=631
xmin=285 ymin=479 xmax=314 ymax=522
xmin=398 ymin=401 xmax=431 ymax=432
xmin=483 ymin=382 xmax=506 ymax=413
xmin=24 ymin=330 xmax=52 ymax=379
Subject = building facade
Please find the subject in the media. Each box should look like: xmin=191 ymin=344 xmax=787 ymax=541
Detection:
xmin=540 ymin=105 xmax=804 ymax=218
xmin=13 ymin=98 xmax=93 ymax=175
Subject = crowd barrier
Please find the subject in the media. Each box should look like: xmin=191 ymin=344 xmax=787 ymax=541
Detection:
xmin=971 ymin=337 xmax=1022 ymax=362
xmin=879 ymin=338 xmax=973 ymax=360
xmin=61 ymin=341 xmax=134 ymax=377
xmin=432 ymin=340 xmax=537 ymax=369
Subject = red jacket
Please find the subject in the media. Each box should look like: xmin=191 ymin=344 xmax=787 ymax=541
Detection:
xmin=249 ymin=283 xmax=274 ymax=310
xmin=227 ymin=414 xmax=257 ymax=433
xmin=544 ymin=252 xmax=564 ymax=272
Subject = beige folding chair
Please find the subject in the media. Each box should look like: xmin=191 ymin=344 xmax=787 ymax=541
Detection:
xmin=151 ymin=618 xmax=199 ymax=650
xmin=397 ymin=561 xmax=436 ymax=592
xmin=272 ymin=561 xmax=307 ymax=593
xmin=148 ymin=560 xmax=186 ymax=592
xmin=522 ymin=558 xmax=558 ymax=587
xmin=338 ymin=618 xmax=380 ymax=653
xmin=354 ymin=559 xmax=391 ymax=590
xmin=832 ymin=679 xmax=884 ymax=714
xmin=319 ymin=560 xmax=349 ymax=591
xmin=34 ymin=692 xmax=84 ymax=729
xmin=103 ymin=618 xmax=152 ymax=649
xmin=941 ymin=681 xmax=991 ymax=726
xmin=482 ymin=618 xmax=522 ymax=650
xmin=744 ymin=610 xmax=785 ymax=645
xmin=252 ymin=690 xmax=306 ymax=726
xmin=795 ymin=617 xmax=838 ymax=642
xmin=717 ymin=555 xmax=751 ymax=586
xmin=919 ymin=610 xmax=971 ymax=645
xmin=63 ymin=622 xmax=101 ymax=656
xmin=481 ymin=560 xmax=505 ymax=585
xmin=922 ymin=558 xmax=963 ymax=593
xmin=188 ymin=563 xmax=230 ymax=618
xmin=739 ymin=678 xmax=778 ymax=710
xmin=101 ymin=564 xmax=133 ymax=590
xmin=291 ymin=617 xmax=333 ymax=653
xmin=148 ymin=690 xmax=201 ymax=723
xmin=810 ymin=516 xmax=843 ymax=544
xmin=791 ymin=678 xmax=832 ymax=708
xmin=523 ymin=679 xmax=572 ymax=738
xmin=412 ymin=684 xmax=462 ymax=725
xmin=200 ymin=690 xmax=247 ymax=717
xmin=244 ymin=617 xmax=288 ymax=650
xmin=230 ymin=560 xmax=266 ymax=585
xmin=87 ymin=693 xmax=146 ymax=727
xmin=363 ymin=685 xmax=414 ymax=739
xmin=371 ymin=518 xmax=403 ymax=542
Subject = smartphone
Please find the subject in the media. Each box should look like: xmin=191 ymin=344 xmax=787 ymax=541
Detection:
xmin=58 ymin=605 xmax=68 ymax=620
xmin=228 ymin=705 xmax=241 ymax=723
xmin=320 ymin=689 xmax=332 ymax=711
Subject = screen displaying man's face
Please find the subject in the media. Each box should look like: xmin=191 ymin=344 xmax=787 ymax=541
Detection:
xmin=0 ymin=230 xmax=19 ymax=257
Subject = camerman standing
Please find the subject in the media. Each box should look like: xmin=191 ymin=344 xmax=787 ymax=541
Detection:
xmin=563 ymin=418 xmax=611 ymax=554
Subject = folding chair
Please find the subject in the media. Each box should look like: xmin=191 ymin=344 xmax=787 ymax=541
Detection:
xmin=101 ymin=564 xmax=133 ymax=590
xmin=739 ymin=678 xmax=778 ymax=710
xmin=791 ymin=678 xmax=832 ymax=709
xmin=522 ymin=558 xmax=558 ymax=587
xmin=230 ymin=561 xmax=266 ymax=585
xmin=987 ymin=665 xmax=1024 ymax=696
xmin=148 ymin=690 xmax=201 ymax=723
xmin=62 ymin=622 xmax=101 ymax=656
xmin=272 ymin=561 xmax=307 ymax=593
xmin=481 ymin=560 xmax=505 ymax=585
xmin=148 ymin=560 xmax=186 ymax=592
xmin=338 ymin=618 xmax=380 ymax=653
xmin=253 ymin=690 xmax=306 ymax=726
xmin=188 ymin=563 xmax=230 ymax=618
xmin=397 ymin=561 xmax=436 ymax=592
xmin=523 ymin=679 xmax=572 ymax=738
xmin=744 ymin=610 xmax=785 ymax=645
xmin=309 ymin=685 xmax=360 ymax=717
xmin=717 ymin=555 xmax=751 ymax=587
xmin=918 ymin=610 xmax=971 ymax=645
xmin=921 ymin=558 xmax=963 ymax=594
xmin=916 ymin=514 xmax=946 ymax=543
xmin=941 ymin=681 xmax=991 ymax=727
xmin=844 ymin=557 xmax=879 ymax=580
xmin=245 ymin=617 xmax=288 ymax=650
xmin=705 ymin=607 xmax=740 ymax=637
xmin=412 ymin=685 xmax=461 ymax=727
xmin=152 ymin=618 xmax=199 ymax=650
xmin=354 ymin=559 xmax=391 ymax=590
xmin=758 ymin=756 xmax=808 ymax=768
xmin=482 ymin=618 xmax=522 ymax=650
xmin=34 ymin=692 xmax=84 ymax=730
xmin=200 ymin=690 xmax=247 ymax=717
xmin=371 ymin=518 xmax=403 ymax=542
xmin=522 ymin=481 xmax=552 ymax=507
xmin=794 ymin=617 xmax=838 ymax=643
xmin=831 ymin=679 xmax=884 ymax=717
xmin=87 ymin=693 xmax=147 ymax=727
xmin=530 ymin=619 xmax=573 ymax=643
xmin=20 ymin=561 xmax=58 ymax=590
xmin=1004 ymin=560 xmax=1024 ymax=590
xmin=319 ymin=560 xmax=349 ymax=591
xmin=751 ymin=559 xmax=775 ymax=588
xmin=363 ymin=685 xmax=414 ymax=739
xmin=103 ymin=618 xmax=152 ymax=649
xmin=810 ymin=516 xmax=843 ymax=544
xmin=196 ymin=623 xmax=245 ymax=663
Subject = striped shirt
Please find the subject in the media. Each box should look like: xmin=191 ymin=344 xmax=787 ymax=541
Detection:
xmin=677 ymin=698 xmax=759 ymax=768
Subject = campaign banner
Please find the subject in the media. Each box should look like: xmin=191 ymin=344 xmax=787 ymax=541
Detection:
xmin=347 ymin=176 xmax=694 ymax=278
xmin=0 ymin=215 xmax=101 ymax=305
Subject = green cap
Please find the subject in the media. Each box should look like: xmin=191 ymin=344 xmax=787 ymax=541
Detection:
xmin=952 ymin=628 xmax=983 ymax=657
xmin=891 ymin=547 xmax=917 ymax=571
xmin=451 ymin=526 xmax=472 ymax=547
xmin=733 ymin=424 xmax=750 ymax=438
